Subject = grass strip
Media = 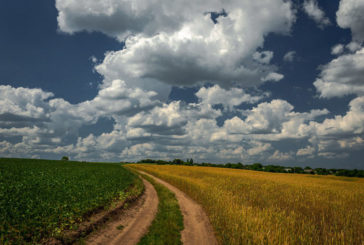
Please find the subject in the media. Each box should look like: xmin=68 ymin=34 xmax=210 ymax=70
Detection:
xmin=138 ymin=173 xmax=184 ymax=245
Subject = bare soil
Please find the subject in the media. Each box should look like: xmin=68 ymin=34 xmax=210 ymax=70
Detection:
xmin=138 ymin=171 xmax=218 ymax=245
xmin=85 ymin=178 xmax=158 ymax=245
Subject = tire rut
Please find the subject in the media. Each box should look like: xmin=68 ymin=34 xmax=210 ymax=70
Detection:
xmin=85 ymin=178 xmax=158 ymax=245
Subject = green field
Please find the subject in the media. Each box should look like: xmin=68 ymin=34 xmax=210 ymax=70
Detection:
xmin=0 ymin=158 xmax=142 ymax=244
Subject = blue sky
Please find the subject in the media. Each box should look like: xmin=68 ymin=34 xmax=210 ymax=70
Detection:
xmin=1 ymin=0 xmax=364 ymax=168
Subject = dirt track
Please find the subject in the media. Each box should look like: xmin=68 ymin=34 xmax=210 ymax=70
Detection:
xmin=138 ymin=171 xmax=218 ymax=245
xmin=86 ymin=178 xmax=158 ymax=245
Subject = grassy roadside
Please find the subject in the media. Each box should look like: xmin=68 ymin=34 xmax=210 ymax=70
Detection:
xmin=136 ymin=172 xmax=184 ymax=245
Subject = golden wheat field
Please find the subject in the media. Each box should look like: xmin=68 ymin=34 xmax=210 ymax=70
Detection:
xmin=127 ymin=164 xmax=364 ymax=245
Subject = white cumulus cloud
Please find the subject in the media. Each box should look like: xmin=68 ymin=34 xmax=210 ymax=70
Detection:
xmin=337 ymin=0 xmax=364 ymax=42
xmin=303 ymin=0 xmax=331 ymax=28
xmin=196 ymin=85 xmax=265 ymax=111
xmin=59 ymin=0 xmax=295 ymax=91
xmin=331 ymin=44 xmax=344 ymax=55
xmin=314 ymin=48 xmax=364 ymax=98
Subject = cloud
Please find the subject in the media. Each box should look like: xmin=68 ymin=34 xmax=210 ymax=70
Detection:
xmin=122 ymin=143 xmax=156 ymax=160
xmin=90 ymin=56 xmax=98 ymax=63
xmin=127 ymin=101 xmax=189 ymax=136
xmin=56 ymin=0 xmax=187 ymax=40
xmin=95 ymin=12 xmax=289 ymax=88
xmin=261 ymin=72 xmax=284 ymax=82
xmin=247 ymin=142 xmax=272 ymax=156
xmin=0 ymin=85 xmax=53 ymax=120
xmin=196 ymin=85 xmax=265 ymax=111
xmin=60 ymin=0 xmax=295 ymax=91
xmin=283 ymin=51 xmax=296 ymax=62
xmin=240 ymin=100 xmax=296 ymax=134
xmin=331 ymin=42 xmax=362 ymax=56
xmin=336 ymin=0 xmax=364 ymax=42
xmin=2 ymin=84 xmax=364 ymax=164
xmin=223 ymin=100 xmax=299 ymax=135
xmin=56 ymin=0 xmax=295 ymax=39
xmin=81 ymin=79 xmax=160 ymax=117
xmin=303 ymin=0 xmax=331 ymax=28
xmin=338 ymin=136 xmax=364 ymax=149
xmin=126 ymin=99 xmax=221 ymax=137
xmin=222 ymin=100 xmax=328 ymax=140
xmin=0 ymin=81 xmax=164 ymax=156
xmin=94 ymin=53 xmax=172 ymax=102
xmin=268 ymin=150 xmax=294 ymax=162
xmin=296 ymin=145 xmax=315 ymax=157
xmin=331 ymin=44 xmax=344 ymax=55
xmin=303 ymin=96 xmax=364 ymax=159
xmin=314 ymin=48 xmax=364 ymax=98
xmin=346 ymin=41 xmax=362 ymax=52
xmin=313 ymin=96 xmax=364 ymax=136
xmin=0 ymin=85 xmax=93 ymax=150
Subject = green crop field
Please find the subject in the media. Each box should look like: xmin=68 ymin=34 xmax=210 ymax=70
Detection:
xmin=0 ymin=158 xmax=142 ymax=244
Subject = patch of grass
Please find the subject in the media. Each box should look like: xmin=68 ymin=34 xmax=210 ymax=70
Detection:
xmin=116 ymin=225 xmax=124 ymax=230
xmin=0 ymin=158 xmax=141 ymax=244
xmin=137 ymin=173 xmax=184 ymax=245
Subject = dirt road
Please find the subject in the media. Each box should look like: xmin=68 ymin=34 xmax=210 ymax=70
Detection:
xmin=138 ymin=171 xmax=218 ymax=245
xmin=86 ymin=178 xmax=158 ymax=245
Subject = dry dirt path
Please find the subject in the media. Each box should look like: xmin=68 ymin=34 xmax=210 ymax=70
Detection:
xmin=85 ymin=178 xmax=158 ymax=245
xmin=138 ymin=170 xmax=218 ymax=245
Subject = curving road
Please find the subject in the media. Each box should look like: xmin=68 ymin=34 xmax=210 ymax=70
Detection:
xmin=138 ymin=170 xmax=218 ymax=245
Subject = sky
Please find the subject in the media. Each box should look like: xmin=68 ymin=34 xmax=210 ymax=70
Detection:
xmin=0 ymin=0 xmax=364 ymax=169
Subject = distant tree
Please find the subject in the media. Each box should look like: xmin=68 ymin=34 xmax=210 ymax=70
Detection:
xmin=61 ymin=156 xmax=69 ymax=161
xmin=185 ymin=158 xmax=193 ymax=165
xmin=249 ymin=163 xmax=263 ymax=171
xmin=264 ymin=165 xmax=285 ymax=173
xmin=293 ymin=167 xmax=304 ymax=173
xmin=314 ymin=168 xmax=329 ymax=175
xmin=138 ymin=159 xmax=157 ymax=164
xmin=334 ymin=169 xmax=364 ymax=177
xmin=172 ymin=159 xmax=184 ymax=165
xmin=156 ymin=160 xmax=168 ymax=165
xmin=335 ymin=169 xmax=350 ymax=177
